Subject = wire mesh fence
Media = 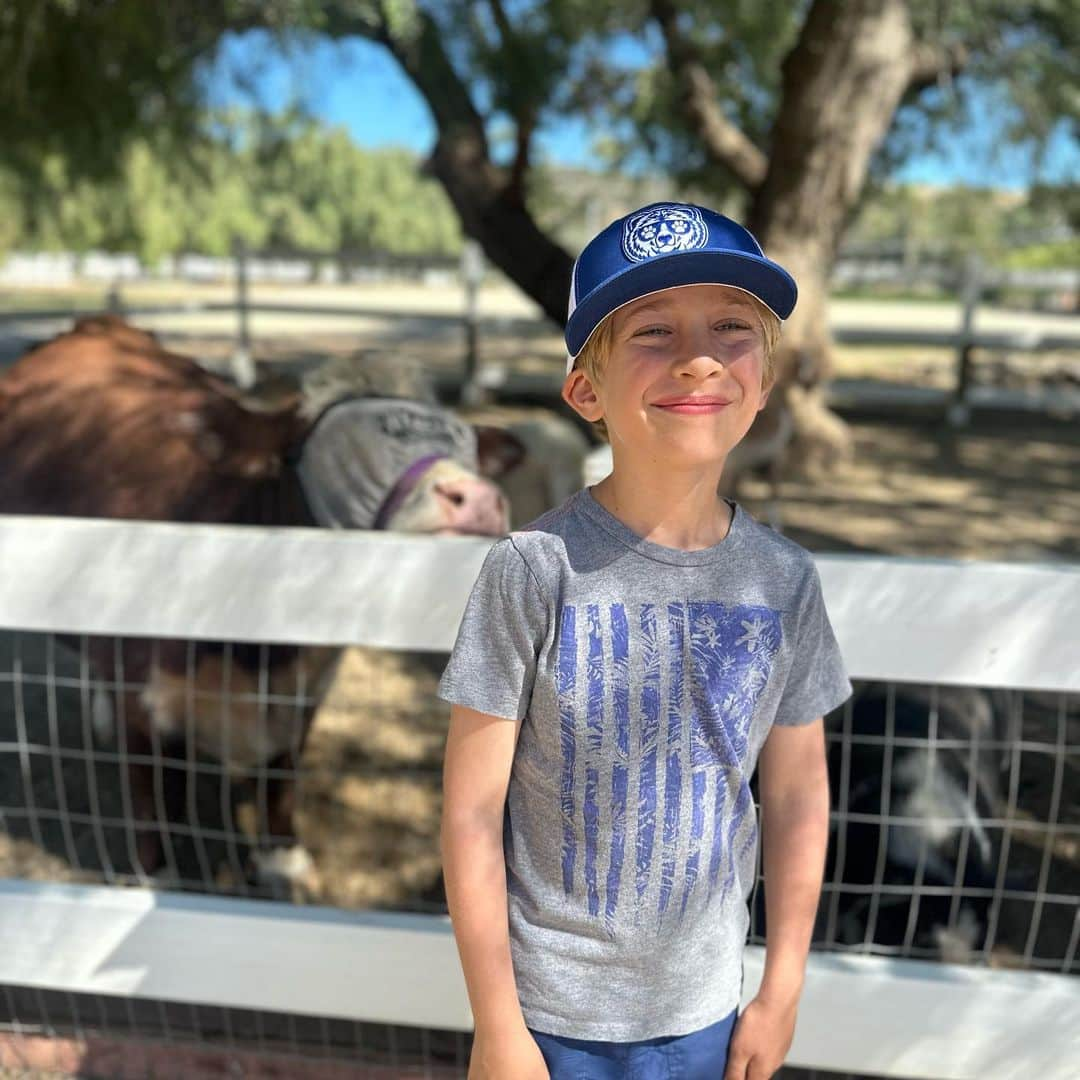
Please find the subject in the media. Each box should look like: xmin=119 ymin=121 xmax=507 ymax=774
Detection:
xmin=0 ymin=988 xmax=920 ymax=1080
xmin=0 ymin=984 xmax=470 ymax=1078
xmin=808 ymin=681 xmax=1078 ymax=972
xmin=0 ymin=630 xmax=449 ymax=911
xmin=2 ymin=627 xmax=1076 ymax=965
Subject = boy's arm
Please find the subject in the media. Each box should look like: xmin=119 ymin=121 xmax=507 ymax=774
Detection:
xmin=440 ymin=702 xmax=529 ymax=1037
xmin=755 ymin=715 xmax=831 ymax=1006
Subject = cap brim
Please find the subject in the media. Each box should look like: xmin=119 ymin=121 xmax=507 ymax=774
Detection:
xmin=564 ymin=251 xmax=797 ymax=368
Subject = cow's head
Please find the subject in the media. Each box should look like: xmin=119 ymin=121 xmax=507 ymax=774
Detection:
xmin=295 ymin=396 xmax=523 ymax=536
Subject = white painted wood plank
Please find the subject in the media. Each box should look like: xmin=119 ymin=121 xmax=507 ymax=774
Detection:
xmin=0 ymin=515 xmax=1077 ymax=690
xmin=744 ymin=947 xmax=1080 ymax=1080
xmin=2 ymin=880 xmax=1075 ymax=1078
xmin=0 ymin=515 xmax=490 ymax=652
xmin=816 ymin=556 xmax=1080 ymax=693
xmin=0 ymin=880 xmax=470 ymax=1030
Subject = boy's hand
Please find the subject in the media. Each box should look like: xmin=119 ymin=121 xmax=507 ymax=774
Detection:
xmin=722 ymin=992 xmax=798 ymax=1080
xmin=468 ymin=1024 xmax=550 ymax=1080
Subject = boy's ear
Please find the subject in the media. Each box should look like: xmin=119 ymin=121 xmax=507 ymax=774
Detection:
xmin=562 ymin=370 xmax=605 ymax=423
xmin=758 ymin=369 xmax=777 ymax=411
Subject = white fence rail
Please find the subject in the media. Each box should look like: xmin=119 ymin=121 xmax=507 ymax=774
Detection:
xmin=2 ymin=879 xmax=1075 ymax=1080
xmin=0 ymin=515 xmax=1077 ymax=690
xmin=1 ymin=515 xmax=1078 ymax=1079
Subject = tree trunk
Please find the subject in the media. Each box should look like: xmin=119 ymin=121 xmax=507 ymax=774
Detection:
xmin=426 ymin=135 xmax=572 ymax=327
xmin=747 ymin=0 xmax=928 ymax=467
xmin=361 ymin=8 xmax=572 ymax=327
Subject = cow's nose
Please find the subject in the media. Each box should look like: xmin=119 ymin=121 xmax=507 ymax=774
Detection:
xmin=435 ymin=480 xmax=465 ymax=508
xmin=434 ymin=478 xmax=508 ymax=534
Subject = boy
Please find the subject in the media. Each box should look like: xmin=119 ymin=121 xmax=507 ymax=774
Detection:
xmin=438 ymin=202 xmax=852 ymax=1079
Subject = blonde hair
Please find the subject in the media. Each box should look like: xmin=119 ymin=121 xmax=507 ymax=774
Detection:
xmin=571 ymin=291 xmax=781 ymax=444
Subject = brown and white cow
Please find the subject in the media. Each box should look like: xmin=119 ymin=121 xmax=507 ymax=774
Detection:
xmin=0 ymin=314 xmax=523 ymax=891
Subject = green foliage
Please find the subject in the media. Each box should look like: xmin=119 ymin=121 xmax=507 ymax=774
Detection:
xmin=1 ymin=0 xmax=1074 ymax=266
xmin=999 ymin=238 xmax=1080 ymax=269
xmin=391 ymin=1 xmax=1075 ymax=215
xmin=0 ymin=0 xmax=224 ymax=179
xmin=872 ymin=2 xmax=1078 ymax=184
xmin=0 ymin=110 xmax=461 ymax=262
xmin=843 ymin=180 xmax=1075 ymax=270
xmin=1029 ymin=181 xmax=1080 ymax=232
xmin=595 ymin=0 xmax=799 ymax=196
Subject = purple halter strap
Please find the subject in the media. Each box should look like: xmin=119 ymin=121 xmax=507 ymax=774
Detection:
xmin=372 ymin=452 xmax=450 ymax=530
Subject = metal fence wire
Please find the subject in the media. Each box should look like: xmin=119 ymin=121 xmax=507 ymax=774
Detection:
xmin=0 ymin=988 xmax=898 ymax=1080
xmin=0 ymin=630 xmax=450 ymax=910
xmin=0 ymin=984 xmax=470 ymax=1078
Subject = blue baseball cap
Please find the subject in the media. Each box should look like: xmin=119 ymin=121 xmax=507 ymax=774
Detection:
xmin=565 ymin=202 xmax=797 ymax=375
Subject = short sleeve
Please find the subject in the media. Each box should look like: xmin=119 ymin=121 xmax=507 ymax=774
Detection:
xmin=773 ymin=562 xmax=853 ymax=727
xmin=436 ymin=537 xmax=549 ymax=722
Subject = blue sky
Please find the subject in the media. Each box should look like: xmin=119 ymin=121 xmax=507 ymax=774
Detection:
xmin=203 ymin=30 xmax=1078 ymax=191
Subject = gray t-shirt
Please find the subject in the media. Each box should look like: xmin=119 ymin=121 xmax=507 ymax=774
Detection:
xmin=437 ymin=485 xmax=852 ymax=1040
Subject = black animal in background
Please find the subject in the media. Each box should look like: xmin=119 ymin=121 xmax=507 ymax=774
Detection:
xmin=753 ymin=683 xmax=1030 ymax=963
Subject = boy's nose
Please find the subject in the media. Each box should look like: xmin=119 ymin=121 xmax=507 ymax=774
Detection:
xmin=672 ymin=332 xmax=725 ymax=373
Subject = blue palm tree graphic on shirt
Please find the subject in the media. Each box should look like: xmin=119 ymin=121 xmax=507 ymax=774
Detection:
xmin=552 ymin=598 xmax=782 ymax=938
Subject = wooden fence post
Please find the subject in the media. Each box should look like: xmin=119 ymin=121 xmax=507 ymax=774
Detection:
xmin=231 ymin=236 xmax=255 ymax=388
xmin=460 ymin=240 xmax=488 ymax=406
xmin=105 ymin=278 xmax=124 ymax=315
xmin=948 ymin=253 xmax=981 ymax=427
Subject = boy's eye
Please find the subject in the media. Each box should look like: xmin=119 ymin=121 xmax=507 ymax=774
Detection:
xmin=630 ymin=320 xmax=753 ymax=338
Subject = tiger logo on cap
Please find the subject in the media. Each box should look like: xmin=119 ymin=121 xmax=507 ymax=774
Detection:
xmin=621 ymin=204 xmax=709 ymax=263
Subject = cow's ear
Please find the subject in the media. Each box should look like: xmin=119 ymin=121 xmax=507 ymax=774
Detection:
xmin=242 ymin=374 xmax=304 ymax=415
xmin=473 ymin=425 xmax=526 ymax=479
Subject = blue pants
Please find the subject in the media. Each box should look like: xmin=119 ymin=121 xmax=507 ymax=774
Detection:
xmin=527 ymin=1006 xmax=738 ymax=1079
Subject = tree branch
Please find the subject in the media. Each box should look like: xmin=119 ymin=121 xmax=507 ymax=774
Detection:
xmin=649 ymin=0 xmax=768 ymax=191
xmin=486 ymin=0 xmax=534 ymax=202
xmin=316 ymin=1 xmax=571 ymax=326
xmin=508 ymin=109 xmax=535 ymax=202
xmin=906 ymin=40 xmax=970 ymax=94
xmin=486 ymin=0 xmax=514 ymax=49
xmin=320 ymin=2 xmax=491 ymax=153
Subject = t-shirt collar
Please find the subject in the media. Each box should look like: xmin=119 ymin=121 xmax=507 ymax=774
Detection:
xmin=576 ymin=484 xmax=744 ymax=566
